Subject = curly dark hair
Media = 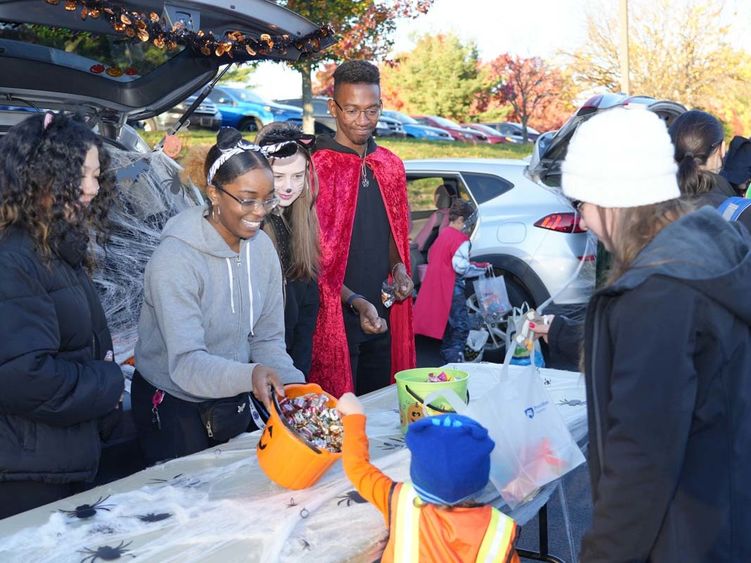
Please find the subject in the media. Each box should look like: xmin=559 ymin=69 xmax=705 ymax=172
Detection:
xmin=333 ymin=60 xmax=380 ymax=95
xmin=0 ymin=112 xmax=115 ymax=268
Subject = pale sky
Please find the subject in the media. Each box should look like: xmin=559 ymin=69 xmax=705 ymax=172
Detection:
xmin=251 ymin=0 xmax=751 ymax=102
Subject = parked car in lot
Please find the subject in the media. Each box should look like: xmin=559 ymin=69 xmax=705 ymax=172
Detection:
xmin=277 ymin=96 xmax=406 ymax=137
xmin=528 ymin=93 xmax=687 ymax=189
xmin=406 ymin=159 xmax=596 ymax=318
xmin=383 ymin=109 xmax=453 ymax=141
xmin=483 ymin=122 xmax=541 ymax=143
xmin=138 ymin=95 xmax=222 ymax=132
xmin=412 ymin=115 xmax=487 ymax=142
xmin=206 ymin=86 xmax=302 ymax=131
xmin=461 ymin=123 xmax=508 ymax=144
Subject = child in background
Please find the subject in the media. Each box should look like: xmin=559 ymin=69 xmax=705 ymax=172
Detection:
xmin=414 ymin=199 xmax=489 ymax=362
xmin=337 ymin=392 xmax=520 ymax=562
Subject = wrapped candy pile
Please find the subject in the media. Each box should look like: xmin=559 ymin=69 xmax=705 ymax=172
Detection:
xmin=427 ymin=371 xmax=453 ymax=382
xmin=278 ymin=393 xmax=343 ymax=453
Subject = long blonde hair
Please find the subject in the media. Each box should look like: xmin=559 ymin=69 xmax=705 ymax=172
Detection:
xmin=605 ymin=198 xmax=694 ymax=284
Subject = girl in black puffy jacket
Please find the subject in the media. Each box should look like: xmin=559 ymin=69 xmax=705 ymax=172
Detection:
xmin=0 ymin=113 xmax=124 ymax=519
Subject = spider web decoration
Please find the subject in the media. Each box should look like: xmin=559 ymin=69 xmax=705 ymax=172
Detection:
xmin=92 ymin=149 xmax=202 ymax=363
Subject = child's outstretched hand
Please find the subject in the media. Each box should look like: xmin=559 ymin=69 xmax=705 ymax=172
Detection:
xmin=337 ymin=392 xmax=365 ymax=416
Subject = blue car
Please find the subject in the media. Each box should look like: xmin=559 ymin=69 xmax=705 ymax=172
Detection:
xmin=383 ymin=110 xmax=454 ymax=141
xmin=206 ymin=86 xmax=302 ymax=132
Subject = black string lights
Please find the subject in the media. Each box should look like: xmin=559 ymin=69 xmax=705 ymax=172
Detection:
xmin=44 ymin=0 xmax=335 ymax=60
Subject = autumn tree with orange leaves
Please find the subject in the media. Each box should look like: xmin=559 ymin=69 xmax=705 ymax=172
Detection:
xmin=277 ymin=1 xmax=433 ymax=132
xmin=481 ymin=54 xmax=573 ymax=140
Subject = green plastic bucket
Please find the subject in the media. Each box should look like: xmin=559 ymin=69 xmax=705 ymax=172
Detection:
xmin=395 ymin=368 xmax=469 ymax=433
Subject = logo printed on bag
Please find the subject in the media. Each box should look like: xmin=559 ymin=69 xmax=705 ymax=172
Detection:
xmin=237 ymin=403 xmax=246 ymax=414
xmin=523 ymin=401 xmax=549 ymax=419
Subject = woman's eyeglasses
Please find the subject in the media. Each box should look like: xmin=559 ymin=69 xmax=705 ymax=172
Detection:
xmin=570 ymin=200 xmax=584 ymax=212
xmin=215 ymin=186 xmax=279 ymax=212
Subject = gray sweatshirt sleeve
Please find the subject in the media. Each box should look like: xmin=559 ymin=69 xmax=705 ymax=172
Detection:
xmin=144 ymin=242 xmax=254 ymax=399
xmin=248 ymin=246 xmax=305 ymax=385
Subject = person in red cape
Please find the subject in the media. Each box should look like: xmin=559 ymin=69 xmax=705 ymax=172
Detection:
xmin=309 ymin=61 xmax=415 ymax=397
xmin=414 ymin=200 xmax=488 ymax=363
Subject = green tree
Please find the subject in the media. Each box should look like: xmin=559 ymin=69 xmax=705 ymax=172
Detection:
xmin=382 ymin=34 xmax=482 ymax=121
xmin=276 ymin=1 xmax=433 ymax=132
xmin=218 ymin=64 xmax=256 ymax=85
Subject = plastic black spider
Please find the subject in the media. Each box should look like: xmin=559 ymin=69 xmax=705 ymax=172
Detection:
xmin=78 ymin=541 xmax=134 ymax=562
xmin=337 ymin=490 xmax=367 ymax=507
xmin=379 ymin=437 xmax=405 ymax=451
xmin=89 ymin=525 xmax=115 ymax=536
xmin=135 ymin=512 xmax=172 ymax=523
xmin=59 ymin=496 xmax=114 ymax=519
xmin=147 ymin=473 xmax=202 ymax=488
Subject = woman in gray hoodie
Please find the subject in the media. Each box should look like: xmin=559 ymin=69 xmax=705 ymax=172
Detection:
xmin=133 ymin=128 xmax=304 ymax=465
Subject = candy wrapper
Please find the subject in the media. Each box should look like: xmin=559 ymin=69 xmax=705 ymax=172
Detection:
xmin=427 ymin=371 xmax=452 ymax=383
xmin=278 ymin=393 xmax=343 ymax=453
xmin=381 ymin=280 xmax=395 ymax=308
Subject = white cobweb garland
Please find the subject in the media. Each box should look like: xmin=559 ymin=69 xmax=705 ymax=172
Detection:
xmin=92 ymin=148 xmax=203 ymax=364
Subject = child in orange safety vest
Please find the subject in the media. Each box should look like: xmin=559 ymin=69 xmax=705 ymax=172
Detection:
xmin=337 ymin=392 xmax=520 ymax=563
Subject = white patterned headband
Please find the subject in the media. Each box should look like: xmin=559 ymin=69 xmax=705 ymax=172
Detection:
xmin=206 ymin=139 xmax=298 ymax=186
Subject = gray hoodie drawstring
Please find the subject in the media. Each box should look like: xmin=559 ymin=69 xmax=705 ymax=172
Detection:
xmin=225 ymin=258 xmax=235 ymax=314
xmin=246 ymin=242 xmax=255 ymax=336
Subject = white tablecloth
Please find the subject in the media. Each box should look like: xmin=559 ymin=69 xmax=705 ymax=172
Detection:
xmin=0 ymin=364 xmax=587 ymax=562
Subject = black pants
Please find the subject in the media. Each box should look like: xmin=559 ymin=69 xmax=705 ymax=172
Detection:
xmin=131 ymin=371 xmax=222 ymax=466
xmin=0 ymin=480 xmax=79 ymax=520
xmin=284 ymin=277 xmax=320 ymax=376
xmin=347 ymin=330 xmax=392 ymax=396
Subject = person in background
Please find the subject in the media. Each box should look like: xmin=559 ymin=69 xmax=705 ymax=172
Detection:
xmin=668 ymin=110 xmax=751 ymax=231
xmin=0 ymin=112 xmax=124 ymax=518
xmin=564 ymin=107 xmax=751 ymax=562
xmin=132 ymin=127 xmax=304 ymax=465
xmin=310 ymin=60 xmax=415 ymax=397
xmin=413 ymin=199 xmax=488 ymax=363
xmin=257 ymin=122 xmax=320 ymax=376
xmin=337 ymin=392 xmax=520 ymax=562
xmin=721 ymin=135 xmax=751 ymax=197
xmin=410 ymin=183 xmax=453 ymax=286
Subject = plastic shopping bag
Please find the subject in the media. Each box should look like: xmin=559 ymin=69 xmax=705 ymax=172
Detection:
xmin=473 ymin=271 xmax=512 ymax=323
xmin=423 ymin=350 xmax=585 ymax=509
xmin=464 ymin=329 xmax=489 ymax=362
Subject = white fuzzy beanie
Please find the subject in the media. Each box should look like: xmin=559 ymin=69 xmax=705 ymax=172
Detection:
xmin=562 ymin=107 xmax=680 ymax=208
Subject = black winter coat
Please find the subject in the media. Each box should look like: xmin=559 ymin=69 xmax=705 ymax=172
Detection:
xmin=0 ymin=228 xmax=123 ymax=484
xmin=580 ymin=208 xmax=751 ymax=562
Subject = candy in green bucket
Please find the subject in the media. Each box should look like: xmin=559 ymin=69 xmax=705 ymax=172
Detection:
xmin=394 ymin=368 xmax=469 ymax=433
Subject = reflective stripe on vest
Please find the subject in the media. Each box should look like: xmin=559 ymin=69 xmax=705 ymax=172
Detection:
xmin=475 ymin=507 xmax=517 ymax=563
xmin=392 ymin=483 xmax=516 ymax=563
xmin=393 ymin=484 xmax=421 ymax=562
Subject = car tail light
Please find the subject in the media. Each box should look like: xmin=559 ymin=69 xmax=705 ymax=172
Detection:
xmin=534 ymin=212 xmax=587 ymax=233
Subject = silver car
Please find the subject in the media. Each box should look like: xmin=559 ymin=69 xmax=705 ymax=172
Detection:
xmin=406 ymin=158 xmax=596 ymax=313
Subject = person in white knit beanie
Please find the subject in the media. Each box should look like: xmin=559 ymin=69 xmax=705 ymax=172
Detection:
xmin=559 ymin=106 xmax=751 ymax=563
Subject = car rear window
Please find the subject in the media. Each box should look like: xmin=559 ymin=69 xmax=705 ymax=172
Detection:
xmin=461 ymin=172 xmax=513 ymax=204
xmin=0 ymin=22 xmax=184 ymax=81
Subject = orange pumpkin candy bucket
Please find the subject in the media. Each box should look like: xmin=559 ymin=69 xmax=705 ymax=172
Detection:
xmin=256 ymin=383 xmax=342 ymax=490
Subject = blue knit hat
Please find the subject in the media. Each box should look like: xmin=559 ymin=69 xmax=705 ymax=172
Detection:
xmin=405 ymin=414 xmax=495 ymax=506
